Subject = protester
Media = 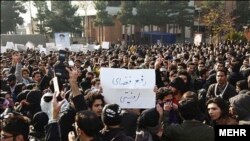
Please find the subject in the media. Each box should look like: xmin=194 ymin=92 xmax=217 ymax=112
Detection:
xmin=206 ymin=97 xmax=238 ymax=125
xmin=135 ymin=105 xmax=163 ymax=141
xmin=229 ymin=91 xmax=250 ymax=124
xmin=1 ymin=115 xmax=30 ymax=141
xmin=206 ymin=68 xmax=237 ymax=101
xmin=161 ymin=99 xmax=214 ymax=141
xmin=1 ymin=39 xmax=250 ymax=141
xmin=100 ymin=103 xmax=134 ymax=141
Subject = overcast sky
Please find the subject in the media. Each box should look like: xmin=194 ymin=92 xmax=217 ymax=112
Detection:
xmin=19 ymin=1 xmax=95 ymax=26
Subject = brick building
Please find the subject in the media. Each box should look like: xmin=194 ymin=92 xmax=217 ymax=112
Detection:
xmin=84 ymin=1 xmax=247 ymax=43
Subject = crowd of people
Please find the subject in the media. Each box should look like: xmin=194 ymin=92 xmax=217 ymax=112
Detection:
xmin=0 ymin=40 xmax=250 ymax=141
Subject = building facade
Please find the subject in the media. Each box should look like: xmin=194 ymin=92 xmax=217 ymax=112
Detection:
xmin=85 ymin=0 xmax=241 ymax=44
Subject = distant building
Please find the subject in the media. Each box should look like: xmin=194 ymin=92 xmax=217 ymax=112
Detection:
xmin=16 ymin=25 xmax=27 ymax=35
xmin=26 ymin=20 xmax=39 ymax=35
xmin=84 ymin=1 xmax=186 ymax=44
xmin=20 ymin=1 xmax=239 ymax=43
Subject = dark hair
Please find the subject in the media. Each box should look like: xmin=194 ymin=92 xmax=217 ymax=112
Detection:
xmin=177 ymin=62 xmax=187 ymax=69
xmin=156 ymin=87 xmax=173 ymax=101
xmin=21 ymin=68 xmax=30 ymax=75
xmin=231 ymin=62 xmax=241 ymax=72
xmin=59 ymin=34 xmax=65 ymax=37
xmin=198 ymin=68 xmax=208 ymax=77
xmin=206 ymin=97 xmax=230 ymax=119
xmin=178 ymin=70 xmax=191 ymax=80
xmin=85 ymin=92 xmax=105 ymax=109
xmin=26 ymin=83 xmax=36 ymax=90
xmin=182 ymin=91 xmax=198 ymax=101
xmin=32 ymin=71 xmax=41 ymax=78
xmin=178 ymin=99 xmax=200 ymax=120
xmin=2 ymin=115 xmax=30 ymax=140
xmin=75 ymin=110 xmax=101 ymax=137
xmin=14 ymin=83 xmax=25 ymax=95
xmin=216 ymin=61 xmax=225 ymax=67
xmin=236 ymin=80 xmax=248 ymax=91
xmin=216 ymin=68 xmax=228 ymax=76
xmin=91 ymin=78 xmax=100 ymax=86
xmin=187 ymin=62 xmax=195 ymax=67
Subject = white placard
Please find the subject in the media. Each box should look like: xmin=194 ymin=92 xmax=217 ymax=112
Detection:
xmin=6 ymin=42 xmax=14 ymax=50
xmin=46 ymin=43 xmax=57 ymax=53
xmin=52 ymin=77 xmax=60 ymax=93
xmin=55 ymin=33 xmax=70 ymax=48
xmin=68 ymin=60 xmax=74 ymax=66
xmin=194 ymin=33 xmax=202 ymax=46
xmin=87 ymin=66 xmax=92 ymax=72
xmin=94 ymin=45 xmax=100 ymax=50
xmin=102 ymin=41 xmax=110 ymax=49
xmin=39 ymin=47 xmax=47 ymax=55
xmin=37 ymin=44 xmax=43 ymax=49
xmin=26 ymin=41 xmax=35 ymax=50
xmin=80 ymin=45 xmax=88 ymax=53
xmin=1 ymin=46 xmax=7 ymax=53
xmin=100 ymin=68 xmax=156 ymax=108
xmin=87 ymin=44 xmax=95 ymax=51
xmin=15 ymin=44 xmax=27 ymax=51
xmin=157 ymin=40 xmax=161 ymax=46
xmin=46 ymin=43 xmax=55 ymax=48
xmin=57 ymin=44 xmax=65 ymax=50
xmin=70 ymin=44 xmax=83 ymax=52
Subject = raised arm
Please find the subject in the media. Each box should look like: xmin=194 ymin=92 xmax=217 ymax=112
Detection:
xmin=66 ymin=67 xmax=87 ymax=112
xmin=13 ymin=53 xmax=23 ymax=83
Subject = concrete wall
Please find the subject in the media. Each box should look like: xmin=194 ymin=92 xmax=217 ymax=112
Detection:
xmin=1 ymin=34 xmax=47 ymax=46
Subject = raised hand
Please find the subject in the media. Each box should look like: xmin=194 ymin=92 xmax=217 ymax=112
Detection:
xmin=52 ymin=91 xmax=65 ymax=120
xmin=66 ymin=66 xmax=81 ymax=97
xmin=66 ymin=66 xmax=80 ymax=83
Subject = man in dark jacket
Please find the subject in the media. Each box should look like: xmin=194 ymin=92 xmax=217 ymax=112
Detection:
xmin=100 ymin=103 xmax=134 ymax=141
xmin=206 ymin=68 xmax=237 ymax=101
xmin=162 ymin=99 xmax=214 ymax=141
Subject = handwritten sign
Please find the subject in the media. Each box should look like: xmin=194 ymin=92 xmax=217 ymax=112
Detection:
xmin=100 ymin=68 xmax=155 ymax=108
